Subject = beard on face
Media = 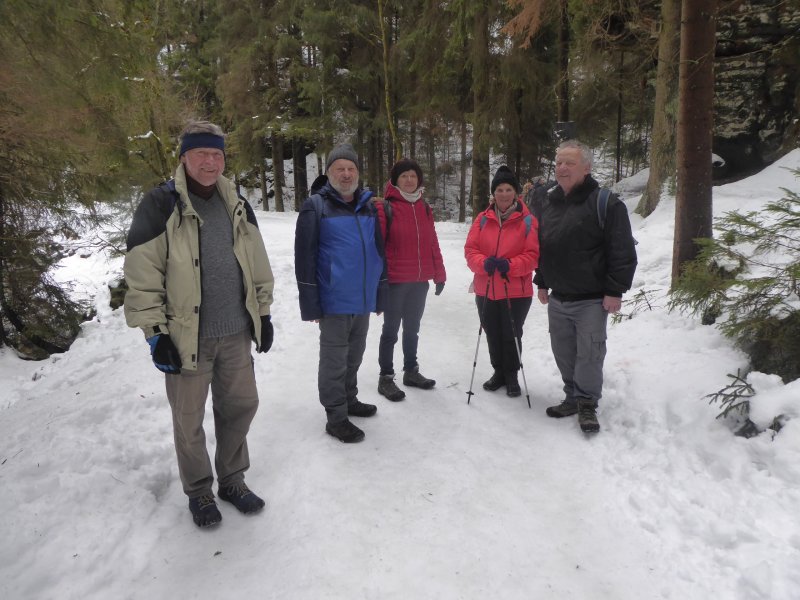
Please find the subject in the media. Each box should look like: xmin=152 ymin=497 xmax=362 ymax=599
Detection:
xmin=331 ymin=180 xmax=358 ymax=197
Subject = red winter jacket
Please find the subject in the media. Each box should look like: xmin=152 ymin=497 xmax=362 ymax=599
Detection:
xmin=376 ymin=182 xmax=447 ymax=284
xmin=464 ymin=200 xmax=539 ymax=300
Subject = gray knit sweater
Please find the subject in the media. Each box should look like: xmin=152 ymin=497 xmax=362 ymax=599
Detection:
xmin=189 ymin=190 xmax=251 ymax=339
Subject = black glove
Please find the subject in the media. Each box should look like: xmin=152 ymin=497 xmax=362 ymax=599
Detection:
xmin=435 ymin=282 xmax=445 ymax=296
xmin=496 ymin=258 xmax=510 ymax=275
xmin=146 ymin=334 xmax=182 ymax=374
xmin=257 ymin=315 xmax=273 ymax=353
xmin=483 ymin=257 xmax=498 ymax=275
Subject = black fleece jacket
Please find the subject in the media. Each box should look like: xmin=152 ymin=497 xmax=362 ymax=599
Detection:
xmin=532 ymin=175 xmax=637 ymax=300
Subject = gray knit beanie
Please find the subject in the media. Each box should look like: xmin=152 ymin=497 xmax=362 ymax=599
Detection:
xmin=325 ymin=143 xmax=359 ymax=172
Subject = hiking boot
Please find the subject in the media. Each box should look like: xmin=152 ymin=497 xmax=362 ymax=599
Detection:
xmin=545 ymin=401 xmax=579 ymax=418
xmin=188 ymin=494 xmax=222 ymax=528
xmin=505 ymin=372 xmax=521 ymax=397
xmin=403 ymin=367 xmax=435 ymax=389
xmin=348 ymin=398 xmax=377 ymax=417
xmin=378 ymin=374 xmax=406 ymax=401
xmin=578 ymin=401 xmax=600 ymax=433
xmin=325 ymin=419 xmax=365 ymax=443
xmin=482 ymin=371 xmax=505 ymax=391
xmin=218 ymin=482 xmax=266 ymax=514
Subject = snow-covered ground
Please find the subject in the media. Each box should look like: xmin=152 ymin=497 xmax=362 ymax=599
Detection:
xmin=2 ymin=151 xmax=799 ymax=600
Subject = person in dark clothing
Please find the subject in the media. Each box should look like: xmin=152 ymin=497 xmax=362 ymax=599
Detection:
xmin=375 ymin=158 xmax=447 ymax=402
xmin=465 ymin=166 xmax=540 ymax=397
xmin=532 ymin=140 xmax=637 ymax=433
xmin=294 ymin=143 xmax=387 ymax=444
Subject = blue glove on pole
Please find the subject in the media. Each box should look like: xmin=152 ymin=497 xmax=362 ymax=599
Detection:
xmin=257 ymin=315 xmax=273 ymax=353
xmin=483 ymin=257 xmax=498 ymax=275
xmin=146 ymin=334 xmax=182 ymax=374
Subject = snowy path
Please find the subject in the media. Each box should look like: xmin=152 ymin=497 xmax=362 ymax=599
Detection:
xmin=3 ymin=180 xmax=800 ymax=599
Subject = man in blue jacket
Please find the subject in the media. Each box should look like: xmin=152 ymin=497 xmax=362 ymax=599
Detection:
xmin=295 ymin=144 xmax=387 ymax=443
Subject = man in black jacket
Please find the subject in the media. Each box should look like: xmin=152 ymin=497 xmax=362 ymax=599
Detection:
xmin=532 ymin=140 xmax=637 ymax=433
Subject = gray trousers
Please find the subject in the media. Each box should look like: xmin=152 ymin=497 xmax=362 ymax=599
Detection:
xmin=165 ymin=330 xmax=259 ymax=498
xmin=318 ymin=314 xmax=370 ymax=423
xmin=547 ymin=297 xmax=608 ymax=407
xmin=378 ymin=282 xmax=429 ymax=375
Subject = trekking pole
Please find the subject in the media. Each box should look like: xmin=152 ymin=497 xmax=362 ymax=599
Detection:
xmin=502 ymin=275 xmax=532 ymax=409
xmin=466 ymin=279 xmax=492 ymax=404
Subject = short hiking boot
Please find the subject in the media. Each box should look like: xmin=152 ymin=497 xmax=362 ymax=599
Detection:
xmin=188 ymin=494 xmax=222 ymax=528
xmin=546 ymin=401 xmax=579 ymax=418
xmin=505 ymin=372 xmax=521 ymax=397
xmin=218 ymin=482 xmax=266 ymax=514
xmin=482 ymin=371 xmax=505 ymax=391
xmin=326 ymin=419 xmax=365 ymax=443
xmin=578 ymin=401 xmax=600 ymax=433
xmin=348 ymin=398 xmax=377 ymax=417
xmin=378 ymin=374 xmax=406 ymax=401
xmin=403 ymin=367 xmax=436 ymax=390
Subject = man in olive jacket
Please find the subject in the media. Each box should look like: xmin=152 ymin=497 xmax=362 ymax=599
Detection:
xmin=124 ymin=120 xmax=274 ymax=527
xmin=532 ymin=140 xmax=637 ymax=434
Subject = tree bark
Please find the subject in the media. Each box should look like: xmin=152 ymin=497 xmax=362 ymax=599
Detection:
xmin=672 ymin=0 xmax=717 ymax=284
xmin=637 ymin=0 xmax=681 ymax=217
xmin=557 ymin=0 xmax=570 ymax=123
xmin=272 ymin=132 xmax=285 ymax=212
xmin=292 ymin=137 xmax=308 ymax=211
xmin=470 ymin=8 xmax=491 ymax=217
xmin=459 ymin=119 xmax=467 ymax=223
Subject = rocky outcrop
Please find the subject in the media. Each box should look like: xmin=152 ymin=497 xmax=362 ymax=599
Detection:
xmin=714 ymin=0 xmax=800 ymax=178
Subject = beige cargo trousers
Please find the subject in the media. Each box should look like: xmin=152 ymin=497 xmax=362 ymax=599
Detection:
xmin=165 ymin=330 xmax=259 ymax=498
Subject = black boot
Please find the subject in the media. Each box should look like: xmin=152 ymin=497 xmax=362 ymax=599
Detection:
xmin=546 ymin=400 xmax=579 ymax=418
xmin=188 ymin=494 xmax=222 ymax=528
xmin=325 ymin=419 xmax=365 ymax=443
xmin=482 ymin=371 xmax=505 ymax=391
xmin=403 ymin=367 xmax=436 ymax=389
xmin=578 ymin=400 xmax=600 ymax=433
xmin=505 ymin=371 xmax=521 ymax=397
xmin=378 ymin=374 xmax=406 ymax=401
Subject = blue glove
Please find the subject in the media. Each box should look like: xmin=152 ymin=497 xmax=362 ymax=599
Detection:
xmin=496 ymin=258 xmax=510 ymax=276
xmin=435 ymin=282 xmax=445 ymax=296
xmin=483 ymin=257 xmax=498 ymax=275
xmin=257 ymin=315 xmax=273 ymax=353
xmin=146 ymin=334 xmax=182 ymax=374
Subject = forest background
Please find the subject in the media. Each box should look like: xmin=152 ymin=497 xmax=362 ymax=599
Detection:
xmin=0 ymin=0 xmax=798 ymax=359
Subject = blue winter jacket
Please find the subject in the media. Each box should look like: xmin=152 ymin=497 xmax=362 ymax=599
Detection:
xmin=295 ymin=179 xmax=387 ymax=320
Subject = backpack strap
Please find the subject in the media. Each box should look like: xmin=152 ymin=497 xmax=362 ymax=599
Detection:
xmin=383 ymin=198 xmax=432 ymax=246
xmin=383 ymin=199 xmax=393 ymax=245
xmin=597 ymin=188 xmax=611 ymax=230
xmin=480 ymin=212 xmax=532 ymax=236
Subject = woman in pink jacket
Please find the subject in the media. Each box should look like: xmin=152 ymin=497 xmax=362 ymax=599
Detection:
xmin=464 ymin=166 xmax=539 ymax=396
xmin=376 ymin=159 xmax=447 ymax=401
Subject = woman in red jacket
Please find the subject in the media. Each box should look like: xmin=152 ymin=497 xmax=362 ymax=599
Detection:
xmin=464 ymin=166 xmax=539 ymax=396
xmin=376 ymin=159 xmax=447 ymax=401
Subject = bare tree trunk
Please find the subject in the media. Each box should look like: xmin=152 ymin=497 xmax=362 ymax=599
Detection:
xmin=410 ymin=118 xmax=417 ymax=159
xmin=470 ymin=8 xmax=491 ymax=217
xmin=672 ymin=0 xmax=717 ymax=284
xmin=557 ymin=0 xmax=570 ymax=123
xmin=259 ymin=161 xmax=269 ymax=212
xmin=459 ymin=119 xmax=467 ymax=223
xmin=637 ymin=0 xmax=681 ymax=217
xmin=272 ymin=133 xmax=285 ymax=212
xmin=377 ymin=0 xmax=401 ymax=160
xmin=427 ymin=117 xmax=437 ymax=199
xmin=615 ymin=51 xmax=624 ymax=182
xmin=292 ymin=138 xmax=308 ymax=211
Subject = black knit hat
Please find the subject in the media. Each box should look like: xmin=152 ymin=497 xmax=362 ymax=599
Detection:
xmin=390 ymin=158 xmax=424 ymax=187
xmin=325 ymin=143 xmax=359 ymax=172
xmin=490 ymin=165 xmax=520 ymax=194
